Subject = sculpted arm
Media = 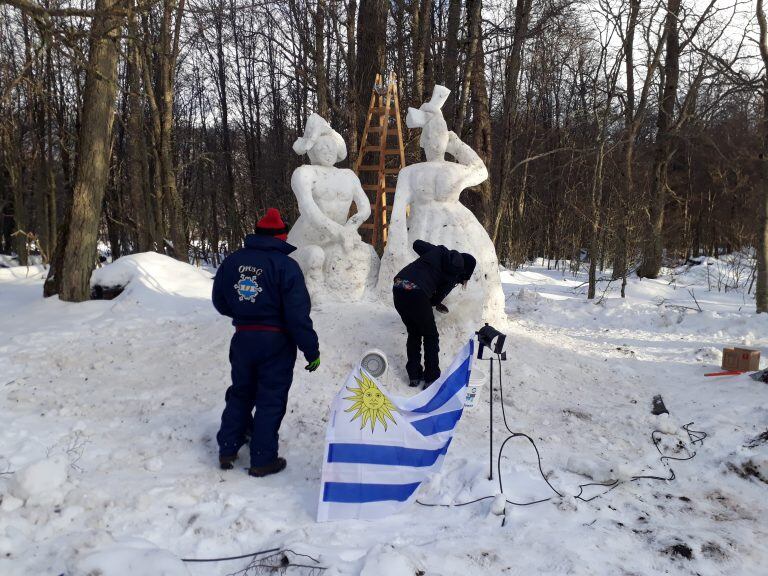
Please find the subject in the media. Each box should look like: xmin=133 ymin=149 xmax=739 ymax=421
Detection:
xmin=346 ymin=171 xmax=372 ymax=229
xmin=387 ymin=169 xmax=412 ymax=254
xmin=447 ymin=131 xmax=489 ymax=189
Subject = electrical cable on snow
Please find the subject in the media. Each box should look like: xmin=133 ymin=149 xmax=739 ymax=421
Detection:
xmin=180 ymin=547 xmax=322 ymax=567
xmin=417 ymin=354 xmax=707 ymax=510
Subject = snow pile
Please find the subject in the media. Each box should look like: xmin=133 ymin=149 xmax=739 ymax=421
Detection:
xmin=358 ymin=544 xmax=422 ymax=576
xmin=0 ymin=254 xmax=17 ymax=267
xmin=90 ymin=252 xmax=213 ymax=308
xmin=1 ymin=253 xmax=768 ymax=575
xmin=8 ymin=455 xmax=68 ymax=506
xmin=73 ymin=538 xmax=189 ymax=576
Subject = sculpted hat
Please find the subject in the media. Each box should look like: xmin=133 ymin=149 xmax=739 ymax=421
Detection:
xmin=406 ymin=85 xmax=450 ymax=129
xmin=256 ymin=208 xmax=288 ymax=241
xmin=292 ymin=113 xmax=347 ymax=163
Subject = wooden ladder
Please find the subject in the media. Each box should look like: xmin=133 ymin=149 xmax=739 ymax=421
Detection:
xmin=353 ymin=72 xmax=406 ymax=252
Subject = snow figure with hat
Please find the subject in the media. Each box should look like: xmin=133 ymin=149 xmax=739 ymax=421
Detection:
xmin=378 ymin=85 xmax=505 ymax=322
xmin=289 ymin=113 xmax=379 ymax=303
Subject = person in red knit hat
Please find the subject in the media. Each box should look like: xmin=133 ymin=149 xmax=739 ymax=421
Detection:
xmin=212 ymin=208 xmax=320 ymax=477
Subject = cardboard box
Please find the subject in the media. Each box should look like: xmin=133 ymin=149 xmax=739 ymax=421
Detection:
xmin=722 ymin=348 xmax=739 ymax=370
xmin=734 ymin=348 xmax=761 ymax=372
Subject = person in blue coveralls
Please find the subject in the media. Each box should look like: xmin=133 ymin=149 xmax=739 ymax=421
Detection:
xmin=212 ymin=208 xmax=320 ymax=477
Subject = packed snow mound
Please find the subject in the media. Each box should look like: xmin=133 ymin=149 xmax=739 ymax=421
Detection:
xmin=10 ymin=455 xmax=68 ymax=504
xmin=73 ymin=538 xmax=190 ymax=576
xmin=359 ymin=544 xmax=421 ymax=576
xmin=90 ymin=252 xmax=213 ymax=306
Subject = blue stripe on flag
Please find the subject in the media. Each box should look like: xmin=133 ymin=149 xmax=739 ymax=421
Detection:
xmin=412 ymin=348 xmax=473 ymax=414
xmin=322 ymin=481 xmax=421 ymax=503
xmin=411 ymin=409 xmax=463 ymax=436
xmin=327 ymin=441 xmax=451 ymax=467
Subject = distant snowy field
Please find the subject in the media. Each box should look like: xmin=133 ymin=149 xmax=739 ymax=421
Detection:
xmin=1 ymin=253 xmax=767 ymax=575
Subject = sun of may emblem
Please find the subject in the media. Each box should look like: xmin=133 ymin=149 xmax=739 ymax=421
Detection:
xmin=344 ymin=372 xmax=397 ymax=432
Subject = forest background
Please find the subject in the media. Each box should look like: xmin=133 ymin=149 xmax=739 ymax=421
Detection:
xmin=0 ymin=0 xmax=766 ymax=310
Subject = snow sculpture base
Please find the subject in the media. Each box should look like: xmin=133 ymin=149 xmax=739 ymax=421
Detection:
xmin=295 ymin=242 xmax=379 ymax=303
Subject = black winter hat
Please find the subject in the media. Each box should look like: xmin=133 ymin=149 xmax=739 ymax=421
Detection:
xmin=460 ymin=253 xmax=476 ymax=282
xmin=448 ymin=250 xmax=464 ymax=273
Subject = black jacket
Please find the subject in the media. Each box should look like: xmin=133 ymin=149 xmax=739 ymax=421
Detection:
xmin=212 ymin=235 xmax=319 ymax=362
xmin=395 ymin=240 xmax=476 ymax=305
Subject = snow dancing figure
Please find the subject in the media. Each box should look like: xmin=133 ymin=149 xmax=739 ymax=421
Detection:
xmin=378 ymin=85 xmax=505 ymax=321
xmin=393 ymin=240 xmax=476 ymax=388
xmin=289 ymin=113 xmax=379 ymax=303
xmin=212 ymin=208 xmax=320 ymax=477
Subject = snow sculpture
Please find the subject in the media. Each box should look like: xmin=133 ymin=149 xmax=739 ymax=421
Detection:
xmin=378 ymin=86 xmax=505 ymax=321
xmin=289 ymin=113 xmax=379 ymax=302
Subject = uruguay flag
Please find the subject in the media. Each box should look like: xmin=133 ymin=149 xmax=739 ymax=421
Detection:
xmin=317 ymin=340 xmax=474 ymax=522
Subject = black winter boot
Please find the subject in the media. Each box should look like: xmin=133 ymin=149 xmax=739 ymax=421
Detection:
xmin=248 ymin=457 xmax=287 ymax=478
xmin=219 ymin=454 xmax=238 ymax=470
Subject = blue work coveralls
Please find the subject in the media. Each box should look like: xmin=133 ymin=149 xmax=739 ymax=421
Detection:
xmin=212 ymin=234 xmax=319 ymax=466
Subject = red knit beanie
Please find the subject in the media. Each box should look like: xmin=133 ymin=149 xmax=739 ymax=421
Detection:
xmin=256 ymin=208 xmax=288 ymax=241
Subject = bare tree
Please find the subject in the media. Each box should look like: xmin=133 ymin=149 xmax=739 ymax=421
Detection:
xmin=757 ymin=0 xmax=768 ymax=313
xmin=60 ymin=0 xmax=123 ymax=301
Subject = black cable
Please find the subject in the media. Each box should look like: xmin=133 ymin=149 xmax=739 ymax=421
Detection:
xmin=416 ymin=495 xmax=495 ymax=507
xmin=418 ymin=353 xmax=706 ymax=511
xmin=496 ymin=355 xmax=563 ymax=501
xmin=181 ymin=548 xmax=320 ymax=565
xmin=683 ymin=422 xmax=707 ymax=445
xmin=181 ymin=548 xmax=281 ymax=563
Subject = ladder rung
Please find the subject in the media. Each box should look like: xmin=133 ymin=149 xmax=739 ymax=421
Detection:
xmin=384 ymin=149 xmax=403 ymax=155
xmin=358 ymin=165 xmax=380 ymax=171
xmin=372 ymin=107 xmax=395 ymax=114
xmin=360 ymin=223 xmax=374 ymax=230
xmin=362 ymin=184 xmax=397 ymax=192
xmin=367 ymin=127 xmax=383 ymax=133
xmin=361 ymin=146 xmax=383 ymax=153
xmin=383 ymin=168 xmax=400 ymax=174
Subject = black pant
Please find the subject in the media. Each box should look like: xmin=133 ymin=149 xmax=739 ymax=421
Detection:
xmin=393 ymin=288 xmax=440 ymax=383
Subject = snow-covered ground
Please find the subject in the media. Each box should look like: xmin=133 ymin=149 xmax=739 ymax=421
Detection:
xmin=1 ymin=254 xmax=767 ymax=575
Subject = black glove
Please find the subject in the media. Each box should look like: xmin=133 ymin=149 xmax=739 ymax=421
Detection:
xmin=435 ymin=303 xmax=449 ymax=314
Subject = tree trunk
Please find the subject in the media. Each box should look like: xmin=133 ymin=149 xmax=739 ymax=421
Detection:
xmin=443 ymin=0 xmax=460 ymax=123
xmin=412 ymin=0 xmax=433 ymax=106
xmin=613 ymin=0 xmax=639 ymax=282
xmin=314 ymin=0 xmax=329 ymax=117
xmin=355 ymin=0 xmax=387 ymax=134
xmin=214 ymin=6 xmax=239 ymax=250
xmin=756 ymin=0 xmax=768 ymax=313
xmin=495 ymin=0 xmax=532 ymax=251
xmin=60 ymin=0 xmax=122 ymax=301
xmin=126 ymin=28 xmax=153 ymax=253
xmin=638 ymin=0 xmax=680 ymax=278
xmin=160 ymin=0 xmax=188 ymax=260
xmin=588 ymin=143 xmax=606 ymax=300
xmin=469 ymin=0 xmax=493 ymax=230
xmin=346 ymin=0 xmax=358 ymax=161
